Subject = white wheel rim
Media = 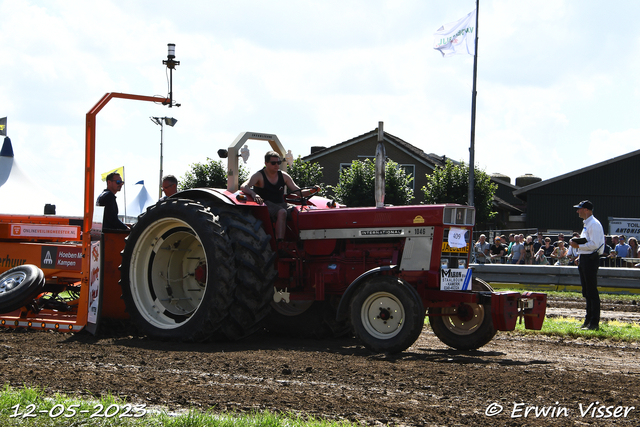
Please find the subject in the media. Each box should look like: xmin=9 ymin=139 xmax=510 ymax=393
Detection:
xmin=360 ymin=291 xmax=404 ymax=339
xmin=129 ymin=217 xmax=207 ymax=330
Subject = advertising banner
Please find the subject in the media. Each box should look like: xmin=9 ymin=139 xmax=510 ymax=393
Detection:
xmin=10 ymin=224 xmax=80 ymax=240
xmin=608 ymin=218 xmax=640 ymax=240
xmin=440 ymin=268 xmax=472 ymax=291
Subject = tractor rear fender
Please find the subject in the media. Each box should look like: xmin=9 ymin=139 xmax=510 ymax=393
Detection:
xmin=335 ymin=265 xmax=399 ymax=322
xmin=170 ymin=188 xmax=235 ymax=206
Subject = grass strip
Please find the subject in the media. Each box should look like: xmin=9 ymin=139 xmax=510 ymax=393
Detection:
xmin=507 ymin=316 xmax=640 ymax=342
xmin=0 ymin=384 xmax=357 ymax=427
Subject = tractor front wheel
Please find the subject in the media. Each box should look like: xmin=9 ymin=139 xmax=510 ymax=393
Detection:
xmin=350 ymin=276 xmax=425 ymax=353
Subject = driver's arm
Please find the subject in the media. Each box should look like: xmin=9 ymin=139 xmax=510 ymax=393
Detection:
xmin=240 ymin=172 xmax=264 ymax=203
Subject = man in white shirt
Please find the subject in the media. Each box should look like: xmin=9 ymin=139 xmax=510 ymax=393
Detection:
xmin=569 ymin=200 xmax=605 ymax=330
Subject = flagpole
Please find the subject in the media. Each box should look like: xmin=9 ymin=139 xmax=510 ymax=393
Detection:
xmin=468 ymin=0 xmax=479 ymax=207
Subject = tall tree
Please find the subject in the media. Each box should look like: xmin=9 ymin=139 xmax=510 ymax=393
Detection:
xmin=332 ymin=158 xmax=414 ymax=207
xmin=180 ymin=158 xmax=249 ymax=190
xmin=422 ymin=160 xmax=497 ymax=224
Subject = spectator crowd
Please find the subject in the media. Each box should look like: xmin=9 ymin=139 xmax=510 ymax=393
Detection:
xmin=473 ymin=232 xmax=640 ymax=268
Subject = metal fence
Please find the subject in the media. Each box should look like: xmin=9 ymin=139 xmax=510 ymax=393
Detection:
xmin=472 ymin=263 xmax=640 ymax=291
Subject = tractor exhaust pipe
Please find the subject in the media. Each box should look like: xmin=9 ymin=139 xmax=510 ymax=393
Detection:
xmin=375 ymin=121 xmax=385 ymax=208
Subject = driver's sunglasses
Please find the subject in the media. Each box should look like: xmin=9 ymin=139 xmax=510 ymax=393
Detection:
xmin=113 ymin=180 xmax=124 ymax=185
xmin=270 ymin=160 xmax=282 ymax=165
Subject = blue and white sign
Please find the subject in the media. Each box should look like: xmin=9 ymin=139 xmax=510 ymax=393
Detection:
xmin=440 ymin=268 xmax=472 ymax=291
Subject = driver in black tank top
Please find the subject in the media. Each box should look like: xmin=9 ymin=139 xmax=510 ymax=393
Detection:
xmin=240 ymin=150 xmax=319 ymax=242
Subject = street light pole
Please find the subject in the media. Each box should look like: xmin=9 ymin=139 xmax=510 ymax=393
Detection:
xmin=151 ymin=117 xmax=177 ymax=198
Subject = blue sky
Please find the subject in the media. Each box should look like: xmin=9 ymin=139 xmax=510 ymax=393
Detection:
xmin=2 ymin=0 xmax=640 ymax=214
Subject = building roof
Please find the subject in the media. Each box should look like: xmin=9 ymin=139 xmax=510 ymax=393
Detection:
xmin=513 ymin=148 xmax=640 ymax=198
xmin=302 ymin=129 xmax=448 ymax=170
xmin=493 ymin=194 xmax=522 ymax=213
xmin=302 ymin=128 xmax=522 ymax=211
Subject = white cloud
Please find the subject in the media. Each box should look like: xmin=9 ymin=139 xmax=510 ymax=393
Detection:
xmin=588 ymin=129 xmax=640 ymax=163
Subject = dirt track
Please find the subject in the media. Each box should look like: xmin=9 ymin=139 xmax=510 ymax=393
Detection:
xmin=1 ymin=302 xmax=640 ymax=426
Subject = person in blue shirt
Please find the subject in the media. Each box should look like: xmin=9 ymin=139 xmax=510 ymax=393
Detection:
xmin=614 ymin=235 xmax=631 ymax=258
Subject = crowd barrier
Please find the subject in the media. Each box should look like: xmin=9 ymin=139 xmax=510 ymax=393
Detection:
xmin=471 ymin=263 xmax=640 ymax=292
xmin=475 ymin=255 xmax=640 ymax=268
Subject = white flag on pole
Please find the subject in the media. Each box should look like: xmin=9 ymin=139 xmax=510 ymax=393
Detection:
xmin=433 ymin=9 xmax=476 ymax=57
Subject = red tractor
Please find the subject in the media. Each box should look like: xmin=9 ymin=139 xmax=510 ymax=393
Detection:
xmin=115 ymin=129 xmax=546 ymax=353
xmin=0 ymin=95 xmax=546 ymax=354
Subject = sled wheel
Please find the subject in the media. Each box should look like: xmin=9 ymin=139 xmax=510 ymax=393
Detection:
xmin=350 ymin=276 xmax=425 ymax=354
xmin=429 ymin=302 xmax=496 ymax=350
xmin=428 ymin=276 xmax=496 ymax=350
xmin=0 ymin=264 xmax=45 ymax=312
xmin=210 ymin=207 xmax=277 ymax=340
xmin=120 ymin=199 xmax=235 ymax=341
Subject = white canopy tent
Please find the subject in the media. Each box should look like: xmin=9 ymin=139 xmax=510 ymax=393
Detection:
xmin=0 ymin=137 xmax=78 ymax=216
xmin=122 ymin=180 xmax=157 ymax=223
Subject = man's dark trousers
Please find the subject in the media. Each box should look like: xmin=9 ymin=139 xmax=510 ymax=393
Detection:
xmin=578 ymin=252 xmax=600 ymax=327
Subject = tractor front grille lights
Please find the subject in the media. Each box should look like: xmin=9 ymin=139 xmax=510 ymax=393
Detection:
xmin=441 ymin=227 xmax=470 ymax=271
xmin=440 ymin=259 xmax=467 ymax=269
xmin=443 ymin=207 xmax=474 ymax=226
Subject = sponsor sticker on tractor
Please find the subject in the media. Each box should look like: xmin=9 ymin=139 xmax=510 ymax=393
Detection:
xmin=40 ymin=246 xmax=83 ymax=271
xmin=10 ymin=224 xmax=80 ymax=240
xmin=440 ymin=268 xmax=472 ymax=291
xmin=441 ymin=242 xmax=469 ymax=253
xmin=88 ymin=241 xmax=101 ymax=324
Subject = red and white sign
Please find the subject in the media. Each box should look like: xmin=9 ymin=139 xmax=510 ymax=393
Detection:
xmin=10 ymin=224 xmax=80 ymax=240
xmin=88 ymin=241 xmax=101 ymax=324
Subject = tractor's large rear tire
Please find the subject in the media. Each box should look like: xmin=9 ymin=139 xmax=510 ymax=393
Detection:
xmin=428 ymin=277 xmax=497 ymax=350
xmin=211 ymin=207 xmax=276 ymax=340
xmin=120 ymin=199 xmax=235 ymax=341
xmin=0 ymin=265 xmax=45 ymax=313
xmin=350 ymin=276 xmax=425 ymax=354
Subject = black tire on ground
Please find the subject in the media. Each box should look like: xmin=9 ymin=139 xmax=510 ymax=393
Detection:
xmin=349 ymin=276 xmax=425 ymax=354
xmin=267 ymin=296 xmax=352 ymax=339
xmin=428 ymin=278 xmax=497 ymax=350
xmin=0 ymin=265 xmax=45 ymax=313
xmin=119 ymin=199 xmax=235 ymax=341
xmin=211 ymin=207 xmax=277 ymax=340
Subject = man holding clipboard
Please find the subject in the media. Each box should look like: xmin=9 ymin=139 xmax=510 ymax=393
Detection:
xmin=569 ymin=200 xmax=605 ymax=330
